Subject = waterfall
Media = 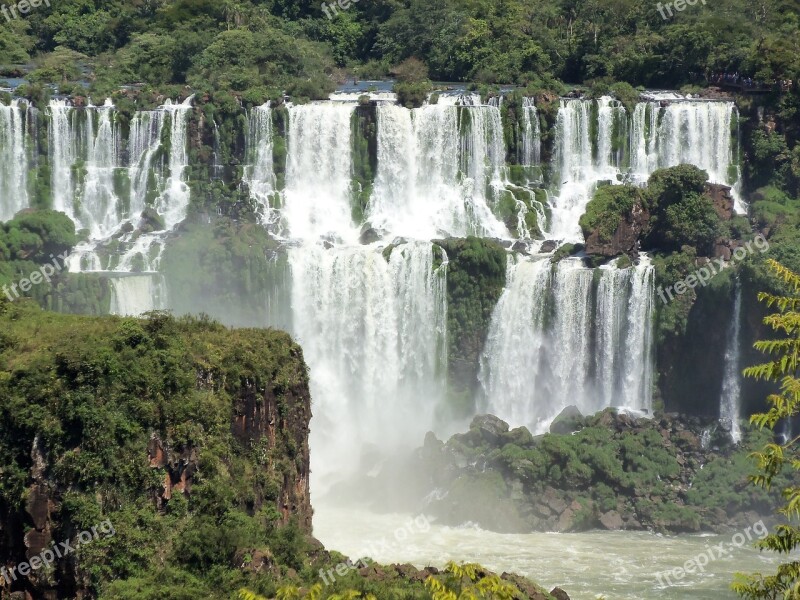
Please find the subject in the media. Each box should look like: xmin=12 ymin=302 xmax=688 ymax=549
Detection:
xmin=630 ymin=100 xmax=743 ymax=211
xmin=480 ymin=256 xmax=654 ymax=432
xmin=621 ymin=257 xmax=655 ymax=409
xmin=244 ymin=103 xmax=277 ymax=224
xmin=479 ymin=256 xmax=551 ymax=427
xmin=283 ymin=102 xmax=357 ymax=242
xmin=128 ymin=108 xmax=166 ymax=220
xmin=0 ymin=99 xmax=29 ymax=222
xmin=289 ymin=241 xmax=448 ymax=491
xmin=720 ymin=280 xmax=743 ymax=443
xmin=367 ymin=102 xmax=508 ymax=239
xmin=109 ymin=274 xmax=168 ymax=316
xmin=49 ymin=99 xmax=79 ymax=222
xmin=520 ymin=97 xmax=541 ymax=166
xmin=57 ymin=98 xmax=192 ymax=275
xmin=81 ymin=99 xmax=122 ymax=238
xmin=548 ymin=97 xmax=625 ymax=241
xmin=155 ymin=98 xmax=192 ymax=231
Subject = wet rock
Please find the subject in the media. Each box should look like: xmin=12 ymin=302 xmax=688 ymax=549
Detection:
xmin=550 ymin=405 xmax=583 ymax=434
xmin=470 ymin=414 xmax=510 ymax=445
xmin=540 ymin=239 xmax=559 ymax=253
xmin=551 ymin=588 xmax=571 ymax=600
xmin=599 ymin=510 xmax=624 ymax=530
xmin=583 ymin=201 xmax=649 ymax=259
xmin=706 ymin=183 xmax=734 ymax=220
xmin=360 ymin=226 xmax=381 ymax=244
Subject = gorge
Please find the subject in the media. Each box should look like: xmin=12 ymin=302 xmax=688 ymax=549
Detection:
xmin=0 ymin=85 xmax=792 ymax=599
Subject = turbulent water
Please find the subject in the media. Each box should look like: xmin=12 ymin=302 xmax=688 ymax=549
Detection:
xmin=315 ymin=507 xmax=781 ymax=600
xmin=288 ymin=242 xmax=448 ymax=490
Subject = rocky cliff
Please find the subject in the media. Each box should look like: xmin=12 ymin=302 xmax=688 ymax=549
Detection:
xmin=0 ymin=300 xmax=312 ymax=599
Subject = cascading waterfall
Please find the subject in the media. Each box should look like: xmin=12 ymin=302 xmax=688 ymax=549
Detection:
xmin=49 ymin=99 xmax=79 ymax=222
xmin=478 ymin=257 xmax=551 ymax=427
xmin=244 ymin=103 xmax=277 ymax=224
xmin=367 ymin=101 xmax=508 ymax=239
xmin=720 ymin=280 xmax=743 ymax=443
xmin=63 ymin=97 xmax=193 ymax=274
xmin=0 ymin=99 xmax=29 ymax=222
xmin=630 ymin=100 xmax=743 ymax=212
xmin=283 ymin=102 xmax=357 ymax=242
xmin=520 ymin=97 xmax=541 ymax=166
xmin=128 ymin=108 xmax=166 ymax=219
xmin=549 ymin=97 xmax=625 ymax=241
xmin=480 ymin=255 xmax=654 ymax=432
xmin=156 ymin=98 xmax=193 ymax=231
xmin=109 ymin=274 xmax=168 ymax=316
xmin=289 ymin=242 xmax=448 ymax=491
xmin=81 ymin=99 xmax=121 ymax=238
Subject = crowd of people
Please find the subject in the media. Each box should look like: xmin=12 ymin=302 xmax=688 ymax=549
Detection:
xmin=708 ymin=72 xmax=794 ymax=92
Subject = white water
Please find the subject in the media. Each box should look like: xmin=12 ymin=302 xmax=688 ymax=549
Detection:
xmin=480 ymin=256 xmax=654 ymax=432
xmin=720 ymin=280 xmax=743 ymax=443
xmin=82 ymin=99 xmax=122 ymax=238
xmin=315 ymin=507 xmax=782 ymax=600
xmin=631 ymin=100 xmax=744 ymax=212
xmin=155 ymin=98 xmax=193 ymax=231
xmin=520 ymin=97 xmax=541 ymax=167
xmin=549 ymin=97 xmax=625 ymax=241
xmin=289 ymin=242 xmax=447 ymax=493
xmin=128 ymin=108 xmax=167 ymax=220
xmin=49 ymin=99 xmax=79 ymax=222
xmin=109 ymin=274 xmax=167 ymax=316
xmin=0 ymin=99 xmax=29 ymax=222
xmin=283 ymin=102 xmax=357 ymax=242
xmin=56 ymin=97 xmax=193 ymax=274
xmin=244 ymin=103 xmax=277 ymax=224
xmin=367 ymin=102 xmax=508 ymax=239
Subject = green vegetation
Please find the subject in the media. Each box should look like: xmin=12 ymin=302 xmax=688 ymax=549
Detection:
xmin=2 ymin=0 xmax=798 ymax=101
xmin=733 ymin=260 xmax=800 ymax=598
xmin=433 ymin=237 xmax=506 ymax=416
xmin=643 ymin=165 xmax=722 ymax=255
xmin=160 ymin=218 xmax=289 ymax=327
xmin=0 ymin=298 xmax=314 ymax=599
xmin=422 ymin=411 xmax=789 ymax=535
xmin=579 ymin=185 xmax=642 ymax=243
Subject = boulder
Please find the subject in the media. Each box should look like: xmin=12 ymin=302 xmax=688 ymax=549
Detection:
xmin=140 ymin=206 xmax=166 ymax=233
xmin=583 ymin=202 xmax=649 ymax=259
xmin=470 ymin=414 xmax=510 ymax=445
xmin=550 ymin=405 xmax=583 ymax=434
xmin=706 ymin=183 xmax=735 ymax=221
xmin=540 ymin=239 xmax=559 ymax=253
xmin=599 ymin=510 xmax=624 ymax=530
xmin=360 ymin=226 xmax=381 ymax=245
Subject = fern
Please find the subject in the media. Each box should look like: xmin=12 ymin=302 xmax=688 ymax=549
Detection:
xmin=733 ymin=260 xmax=800 ymax=599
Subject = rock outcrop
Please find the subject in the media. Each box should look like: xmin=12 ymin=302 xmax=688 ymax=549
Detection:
xmin=403 ymin=410 xmax=777 ymax=536
xmin=583 ymin=201 xmax=649 ymax=259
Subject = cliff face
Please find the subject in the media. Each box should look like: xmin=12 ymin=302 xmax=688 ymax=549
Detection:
xmin=0 ymin=301 xmax=312 ymax=599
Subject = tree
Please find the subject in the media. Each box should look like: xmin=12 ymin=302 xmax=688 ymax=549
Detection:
xmin=733 ymin=259 xmax=800 ymax=599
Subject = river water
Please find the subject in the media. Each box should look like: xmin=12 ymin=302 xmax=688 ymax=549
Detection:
xmin=314 ymin=507 xmax=781 ymax=599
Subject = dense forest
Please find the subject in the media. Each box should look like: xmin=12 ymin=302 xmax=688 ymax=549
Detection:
xmin=1 ymin=0 xmax=799 ymax=101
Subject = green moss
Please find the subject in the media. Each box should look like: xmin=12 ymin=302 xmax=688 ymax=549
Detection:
xmin=579 ymin=185 xmax=642 ymax=243
xmin=433 ymin=237 xmax=507 ymax=415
